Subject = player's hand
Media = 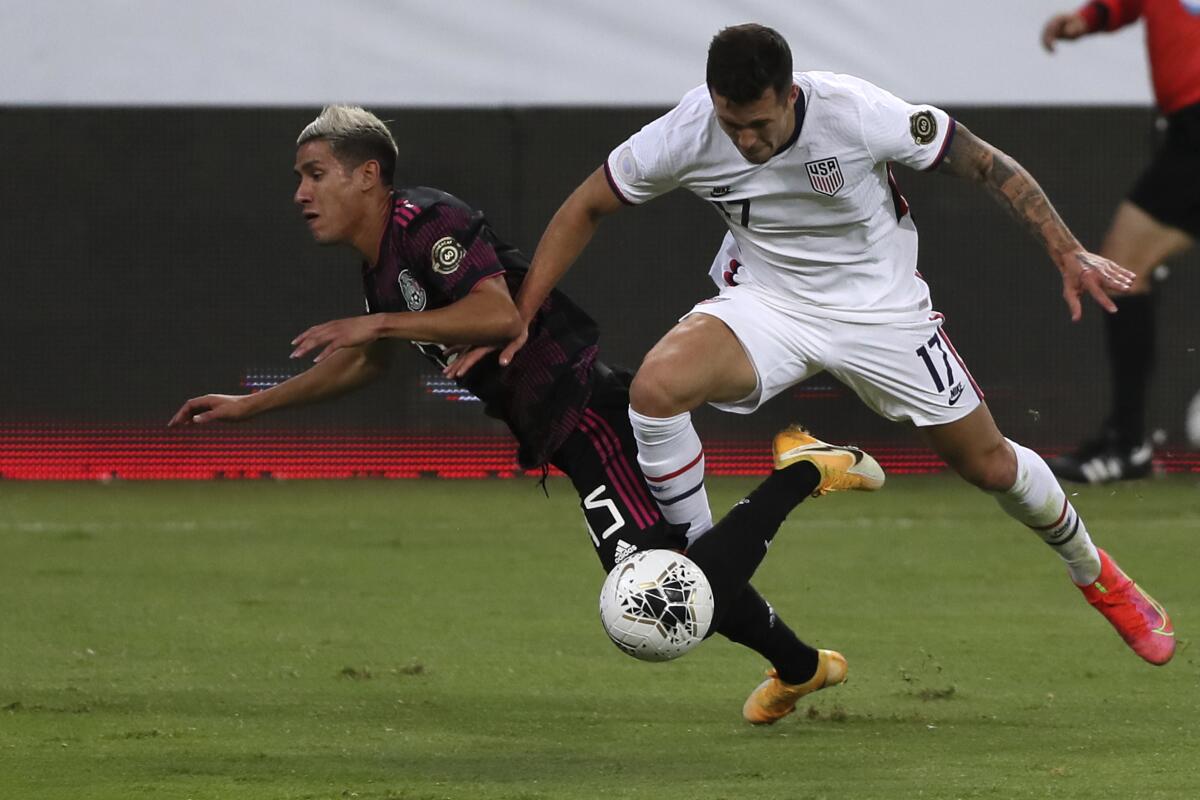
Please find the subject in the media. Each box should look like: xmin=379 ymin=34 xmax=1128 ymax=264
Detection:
xmin=291 ymin=316 xmax=380 ymax=363
xmin=496 ymin=325 xmax=529 ymax=367
xmin=1042 ymin=13 xmax=1089 ymax=52
xmin=1057 ymin=249 xmax=1134 ymax=322
xmin=442 ymin=326 xmax=529 ymax=380
xmin=442 ymin=344 xmax=495 ymax=379
xmin=168 ymin=394 xmax=254 ymax=427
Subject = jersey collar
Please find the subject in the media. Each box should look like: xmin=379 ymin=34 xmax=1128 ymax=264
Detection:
xmin=771 ymin=84 xmax=805 ymax=159
xmin=365 ymin=191 xmax=402 ymax=272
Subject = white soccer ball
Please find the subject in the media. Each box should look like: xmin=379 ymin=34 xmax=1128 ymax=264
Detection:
xmin=598 ymin=549 xmax=715 ymax=662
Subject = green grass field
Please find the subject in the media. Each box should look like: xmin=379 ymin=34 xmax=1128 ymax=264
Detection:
xmin=2 ymin=475 xmax=1198 ymax=799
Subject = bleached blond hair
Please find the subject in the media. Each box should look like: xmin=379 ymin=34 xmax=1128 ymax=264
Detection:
xmin=297 ymin=105 xmax=398 ymax=185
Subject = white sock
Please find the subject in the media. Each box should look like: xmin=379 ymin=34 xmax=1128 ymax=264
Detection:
xmin=628 ymin=408 xmax=713 ymax=543
xmin=993 ymin=438 xmax=1101 ymax=585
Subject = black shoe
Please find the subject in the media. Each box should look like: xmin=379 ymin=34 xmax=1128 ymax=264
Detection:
xmin=1047 ymin=437 xmax=1153 ymax=484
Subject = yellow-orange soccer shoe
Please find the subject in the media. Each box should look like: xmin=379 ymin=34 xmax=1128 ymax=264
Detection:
xmin=742 ymin=649 xmax=849 ymax=725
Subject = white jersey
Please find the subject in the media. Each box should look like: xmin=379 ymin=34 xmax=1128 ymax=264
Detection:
xmin=605 ymin=71 xmax=955 ymax=323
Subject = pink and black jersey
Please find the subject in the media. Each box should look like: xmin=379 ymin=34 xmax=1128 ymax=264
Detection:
xmin=365 ymin=188 xmax=599 ymax=467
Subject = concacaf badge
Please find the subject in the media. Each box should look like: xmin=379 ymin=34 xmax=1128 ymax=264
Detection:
xmin=431 ymin=236 xmax=466 ymax=274
xmin=909 ymin=110 xmax=938 ymax=146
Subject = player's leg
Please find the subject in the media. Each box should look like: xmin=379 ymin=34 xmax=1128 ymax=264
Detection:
xmin=550 ymin=378 xmax=688 ymax=570
xmin=686 ymin=428 xmax=885 ymax=615
xmin=686 ymin=459 xmax=821 ymax=618
xmin=572 ymin=368 xmax=870 ymax=720
xmin=1052 ymin=107 xmax=1200 ymax=484
xmin=921 ymin=403 xmax=1175 ymax=665
xmin=1048 ymin=201 xmax=1192 ymax=484
xmin=561 ymin=393 xmax=840 ymax=721
xmin=685 ymin=434 xmax=883 ymax=723
xmin=721 ymin=587 xmax=847 ymax=725
xmin=829 ymin=313 xmax=1173 ymax=664
xmin=630 ymin=287 xmax=828 ymax=546
xmin=686 ymin=461 xmax=826 ymax=698
xmin=920 ymin=403 xmax=1101 ymax=581
xmin=628 ymin=313 xmax=758 ymax=542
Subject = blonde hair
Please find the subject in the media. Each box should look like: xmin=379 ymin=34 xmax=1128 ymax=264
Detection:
xmin=297 ymin=105 xmax=398 ymax=185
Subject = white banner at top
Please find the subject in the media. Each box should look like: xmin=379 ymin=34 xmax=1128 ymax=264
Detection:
xmin=1 ymin=0 xmax=1153 ymax=107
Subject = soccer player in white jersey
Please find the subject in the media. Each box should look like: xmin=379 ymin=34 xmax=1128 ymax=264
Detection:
xmin=448 ymin=24 xmax=1175 ymax=674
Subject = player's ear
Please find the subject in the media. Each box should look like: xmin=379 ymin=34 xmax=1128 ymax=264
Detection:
xmin=357 ymin=159 xmax=382 ymax=191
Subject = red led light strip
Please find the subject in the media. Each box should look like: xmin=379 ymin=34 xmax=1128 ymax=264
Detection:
xmin=0 ymin=425 xmax=1196 ymax=480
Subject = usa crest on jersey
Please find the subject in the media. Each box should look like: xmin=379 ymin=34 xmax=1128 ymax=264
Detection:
xmin=805 ymin=157 xmax=843 ymax=196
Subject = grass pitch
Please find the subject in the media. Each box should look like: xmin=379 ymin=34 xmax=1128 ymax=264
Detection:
xmin=2 ymin=475 xmax=1198 ymax=799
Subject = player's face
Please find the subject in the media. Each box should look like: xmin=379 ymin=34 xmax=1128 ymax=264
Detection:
xmin=711 ymin=84 xmax=799 ymax=164
xmin=292 ymin=139 xmax=368 ymax=245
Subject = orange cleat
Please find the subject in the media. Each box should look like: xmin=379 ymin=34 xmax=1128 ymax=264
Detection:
xmin=772 ymin=426 xmax=884 ymax=496
xmin=1079 ymin=549 xmax=1174 ymax=665
xmin=742 ymin=649 xmax=848 ymax=725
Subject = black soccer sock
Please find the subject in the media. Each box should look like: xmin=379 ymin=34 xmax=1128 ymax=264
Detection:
xmin=686 ymin=461 xmax=820 ymax=612
xmin=1103 ymin=292 xmax=1156 ymax=446
xmin=716 ymin=585 xmax=820 ymax=685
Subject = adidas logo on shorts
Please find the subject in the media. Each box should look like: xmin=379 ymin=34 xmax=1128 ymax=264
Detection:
xmin=613 ymin=539 xmax=638 ymax=564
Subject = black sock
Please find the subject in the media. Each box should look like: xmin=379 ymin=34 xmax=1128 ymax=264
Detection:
xmin=686 ymin=461 xmax=820 ymax=615
xmin=1103 ymin=292 xmax=1156 ymax=446
xmin=716 ymin=585 xmax=819 ymax=685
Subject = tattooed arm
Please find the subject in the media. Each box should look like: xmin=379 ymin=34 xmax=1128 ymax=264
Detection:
xmin=935 ymin=121 xmax=1133 ymax=320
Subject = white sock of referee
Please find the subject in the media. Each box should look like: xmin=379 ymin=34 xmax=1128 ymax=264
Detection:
xmin=993 ymin=438 xmax=1102 ymax=585
xmin=628 ymin=408 xmax=713 ymax=542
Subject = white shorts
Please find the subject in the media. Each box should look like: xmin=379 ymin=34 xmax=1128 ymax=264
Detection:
xmin=687 ymin=288 xmax=983 ymax=427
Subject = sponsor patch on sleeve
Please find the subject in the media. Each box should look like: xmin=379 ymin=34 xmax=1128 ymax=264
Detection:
xmin=909 ymin=110 xmax=938 ymax=146
xmin=431 ymin=236 xmax=466 ymax=275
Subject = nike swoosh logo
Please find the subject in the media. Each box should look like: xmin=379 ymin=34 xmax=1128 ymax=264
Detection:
xmin=779 ymin=444 xmax=864 ymax=464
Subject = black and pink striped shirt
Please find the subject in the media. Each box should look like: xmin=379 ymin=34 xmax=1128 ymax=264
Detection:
xmin=365 ymin=188 xmax=599 ymax=467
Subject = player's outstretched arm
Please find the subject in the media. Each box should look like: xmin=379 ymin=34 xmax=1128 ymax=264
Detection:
xmin=935 ymin=122 xmax=1133 ymax=320
xmin=1041 ymin=11 xmax=1090 ymax=51
xmin=292 ymin=275 xmax=521 ymax=366
xmin=168 ymin=341 xmax=391 ymax=427
xmin=445 ymin=168 xmax=624 ymax=377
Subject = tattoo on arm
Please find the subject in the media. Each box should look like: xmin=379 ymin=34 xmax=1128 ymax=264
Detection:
xmin=936 ymin=123 xmax=1080 ymax=258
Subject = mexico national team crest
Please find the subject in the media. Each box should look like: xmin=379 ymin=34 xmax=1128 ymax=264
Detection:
xmin=397 ymin=269 xmax=426 ymax=311
xmin=805 ymin=157 xmax=843 ymax=196
xmin=431 ymin=236 xmax=465 ymax=275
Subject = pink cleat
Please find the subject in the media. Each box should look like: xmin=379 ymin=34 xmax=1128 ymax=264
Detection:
xmin=1078 ymin=549 xmax=1174 ymax=665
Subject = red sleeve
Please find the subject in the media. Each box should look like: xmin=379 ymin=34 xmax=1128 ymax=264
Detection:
xmin=1077 ymin=0 xmax=1143 ymax=32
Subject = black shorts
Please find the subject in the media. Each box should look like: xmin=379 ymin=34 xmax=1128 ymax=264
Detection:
xmin=1129 ymin=102 xmax=1200 ymax=238
xmin=549 ymin=362 xmax=689 ymax=572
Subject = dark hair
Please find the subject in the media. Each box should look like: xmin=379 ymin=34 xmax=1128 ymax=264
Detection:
xmin=706 ymin=23 xmax=793 ymax=105
xmin=331 ymin=135 xmax=397 ymax=187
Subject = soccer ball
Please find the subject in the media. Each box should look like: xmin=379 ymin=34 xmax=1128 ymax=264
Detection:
xmin=598 ymin=549 xmax=715 ymax=662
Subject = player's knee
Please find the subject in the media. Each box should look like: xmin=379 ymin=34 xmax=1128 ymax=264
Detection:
xmin=629 ymin=362 xmax=699 ymax=417
xmin=952 ymin=439 xmax=1016 ymax=492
